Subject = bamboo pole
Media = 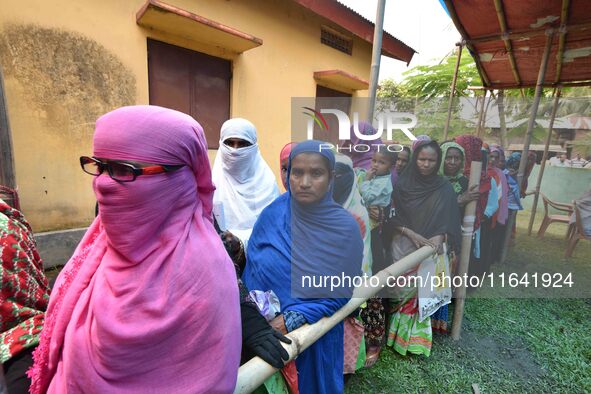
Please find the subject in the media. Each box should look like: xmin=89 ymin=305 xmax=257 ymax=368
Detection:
xmin=443 ymin=0 xmax=490 ymax=87
xmin=479 ymin=92 xmax=492 ymax=138
xmin=527 ymin=88 xmax=561 ymax=235
xmin=500 ymin=210 xmax=516 ymax=264
xmin=475 ymin=93 xmax=486 ymax=137
xmin=516 ymin=30 xmax=554 ymax=190
xmin=493 ymin=0 xmax=522 ymax=86
xmin=497 ymin=90 xmax=508 ymax=148
xmin=233 ymin=245 xmax=436 ymax=394
xmin=451 ymin=160 xmax=482 ymax=340
xmin=366 ymin=0 xmax=386 ymax=122
xmin=555 ymin=0 xmax=570 ymax=83
xmin=443 ymin=43 xmax=463 ymax=141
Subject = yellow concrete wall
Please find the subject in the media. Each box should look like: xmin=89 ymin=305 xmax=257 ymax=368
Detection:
xmin=0 ymin=0 xmax=374 ymax=231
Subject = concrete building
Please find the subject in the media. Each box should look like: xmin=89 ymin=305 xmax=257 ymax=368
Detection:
xmin=0 ymin=0 xmax=415 ymax=235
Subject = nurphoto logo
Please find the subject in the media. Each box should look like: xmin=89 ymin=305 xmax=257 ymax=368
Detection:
xmin=303 ymin=107 xmax=419 ymax=153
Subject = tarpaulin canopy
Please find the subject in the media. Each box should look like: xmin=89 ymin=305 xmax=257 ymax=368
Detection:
xmin=442 ymin=0 xmax=591 ymax=89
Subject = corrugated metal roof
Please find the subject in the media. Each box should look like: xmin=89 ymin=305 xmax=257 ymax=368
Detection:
xmin=441 ymin=0 xmax=591 ymax=89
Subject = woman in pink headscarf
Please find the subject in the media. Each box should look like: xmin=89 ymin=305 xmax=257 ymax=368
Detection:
xmin=279 ymin=142 xmax=297 ymax=190
xmin=29 ymin=106 xmax=241 ymax=393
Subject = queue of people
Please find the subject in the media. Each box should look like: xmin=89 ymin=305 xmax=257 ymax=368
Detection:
xmin=549 ymin=153 xmax=591 ymax=168
xmin=1 ymin=105 xmax=538 ymax=393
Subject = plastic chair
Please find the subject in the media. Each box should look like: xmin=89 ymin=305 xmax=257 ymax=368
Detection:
xmin=537 ymin=193 xmax=573 ymax=238
xmin=565 ymin=201 xmax=591 ymax=257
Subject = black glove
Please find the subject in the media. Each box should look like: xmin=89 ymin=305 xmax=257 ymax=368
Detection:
xmin=241 ymin=303 xmax=292 ymax=369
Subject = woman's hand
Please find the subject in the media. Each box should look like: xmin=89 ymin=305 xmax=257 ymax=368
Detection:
xmin=269 ymin=314 xmax=288 ymax=335
xmin=428 ymin=234 xmax=445 ymax=254
xmin=458 ymin=184 xmax=479 ymax=206
xmin=368 ymin=206 xmax=383 ymax=222
xmin=242 ymin=306 xmax=291 ymax=369
xmin=402 ymin=228 xmax=436 ymax=250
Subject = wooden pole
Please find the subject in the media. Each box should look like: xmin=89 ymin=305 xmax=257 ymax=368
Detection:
xmin=443 ymin=43 xmax=463 ymax=141
xmin=500 ymin=210 xmax=516 ymax=264
xmin=497 ymin=90 xmax=508 ymax=148
xmin=527 ymin=88 xmax=561 ymax=235
xmin=0 ymin=64 xmax=16 ymax=190
xmin=366 ymin=0 xmax=386 ymax=122
xmin=517 ymin=30 xmax=554 ymax=190
xmin=233 ymin=245 xmax=436 ymax=394
xmin=451 ymin=160 xmax=482 ymax=341
xmin=475 ymin=93 xmax=486 ymax=137
xmin=479 ymin=92 xmax=492 ymax=137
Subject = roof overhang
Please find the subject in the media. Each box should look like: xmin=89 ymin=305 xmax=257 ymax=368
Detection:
xmin=292 ymin=0 xmax=416 ymax=63
xmin=442 ymin=0 xmax=591 ymax=89
xmin=136 ymin=0 xmax=262 ymax=54
xmin=314 ymin=69 xmax=369 ymax=91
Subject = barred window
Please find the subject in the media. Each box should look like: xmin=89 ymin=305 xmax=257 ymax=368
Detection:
xmin=321 ymin=26 xmax=353 ymax=55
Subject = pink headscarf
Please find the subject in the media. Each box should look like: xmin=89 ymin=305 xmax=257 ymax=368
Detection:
xmin=489 ymin=144 xmax=509 ymax=225
xmin=280 ymin=142 xmax=297 ymax=166
xmin=280 ymin=142 xmax=297 ymax=190
xmin=29 ymin=106 xmax=241 ymax=393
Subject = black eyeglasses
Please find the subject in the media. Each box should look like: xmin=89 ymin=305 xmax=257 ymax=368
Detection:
xmin=80 ymin=156 xmax=184 ymax=182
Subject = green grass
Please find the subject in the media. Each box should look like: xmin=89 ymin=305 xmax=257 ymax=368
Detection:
xmin=345 ymin=211 xmax=591 ymax=393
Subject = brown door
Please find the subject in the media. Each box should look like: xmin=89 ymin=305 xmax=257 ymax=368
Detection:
xmin=148 ymin=39 xmax=231 ymax=149
xmin=315 ymin=85 xmax=352 ymax=143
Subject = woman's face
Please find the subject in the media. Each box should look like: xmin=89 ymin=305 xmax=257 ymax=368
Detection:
xmin=289 ymin=153 xmax=331 ymax=205
xmin=444 ymin=147 xmax=463 ymax=176
xmin=498 ymin=155 xmax=506 ymax=169
xmin=416 ymin=146 xmax=439 ymax=176
xmin=489 ymin=151 xmax=500 ymax=168
xmin=395 ymin=150 xmax=409 ymax=173
xmin=223 ymin=138 xmax=251 ymax=149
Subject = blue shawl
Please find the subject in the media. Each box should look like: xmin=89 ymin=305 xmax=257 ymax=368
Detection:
xmin=243 ymin=140 xmax=363 ymax=394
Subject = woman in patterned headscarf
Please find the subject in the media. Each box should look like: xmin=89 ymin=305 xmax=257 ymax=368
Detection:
xmin=0 ymin=199 xmax=49 ymax=393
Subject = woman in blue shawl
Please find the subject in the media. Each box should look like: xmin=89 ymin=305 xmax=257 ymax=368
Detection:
xmin=243 ymin=140 xmax=364 ymax=394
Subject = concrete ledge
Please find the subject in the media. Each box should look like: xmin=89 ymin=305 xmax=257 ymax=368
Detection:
xmin=35 ymin=228 xmax=87 ymax=269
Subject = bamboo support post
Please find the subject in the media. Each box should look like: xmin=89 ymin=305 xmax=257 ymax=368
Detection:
xmin=475 ymin=93 xmax=486 ymax=137
xmin=497 ymin=90 xmax=507 ymax=148
xmin=527 ymin=88 xmax=561 ymax=235
xmin=500 ymin=209 xmax=516 ymax=264
xmin=451 ymin=160 xmax=482 ymax=341
xmin=516 ymin=29 xmax=554 ymax=190
xmin=479 ymin=92 xmax=492 ymax=137
xmin=443 ymin=43 xmax=463 ymax=141
xmin=493 ymin=0 xmax=522 ymax=86
xmin=233 ymin=245 xmax=436 ymax=394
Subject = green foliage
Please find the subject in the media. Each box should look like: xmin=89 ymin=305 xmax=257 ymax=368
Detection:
xmin=398 ymin=50 xmax=481 ymax=99
xmin=376 ymin=50 xmax=484 ymax=141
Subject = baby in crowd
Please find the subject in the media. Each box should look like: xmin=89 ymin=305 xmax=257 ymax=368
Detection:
xmin=356 ymin=148 xmax=397 ymax=227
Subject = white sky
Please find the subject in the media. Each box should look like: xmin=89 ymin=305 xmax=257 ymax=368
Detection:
xmin=338 ymin=0 xmax=461 ymax=82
